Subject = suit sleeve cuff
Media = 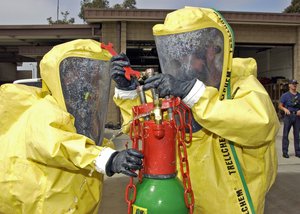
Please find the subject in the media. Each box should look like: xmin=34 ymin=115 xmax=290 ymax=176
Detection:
xmin=182 ymin=79 xmax=206 ymax=108
xmin=95 ymin=147 xmax=116 ymax=174
xmin=114 ymin=87 xmax=138 ymax=99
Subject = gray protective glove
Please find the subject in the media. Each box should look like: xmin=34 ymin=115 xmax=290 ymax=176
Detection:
xmin=110 ymin=53 xmax=137 ymax=90
xmin=143 ymin=73 xmax=197 ymax=99
xmin=105 ymin=149 xmax=144 ymax=177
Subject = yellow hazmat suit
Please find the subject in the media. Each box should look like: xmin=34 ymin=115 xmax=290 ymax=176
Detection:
xmin=0 ymin=39 xmax=114 ymax=213
xmin=113 ymin=7 xmax=279 ymax=214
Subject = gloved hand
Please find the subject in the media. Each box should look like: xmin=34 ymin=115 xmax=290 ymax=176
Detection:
xmin=143 ymin=73 xmax=197 ymax=99
xmin=106 ymin=149 xmax=144 ymax=177
xmin=110 ymin=53 xmax=137 ymax=90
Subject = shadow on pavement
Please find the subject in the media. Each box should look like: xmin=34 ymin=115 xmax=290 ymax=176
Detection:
xmin=98 ymin=175 xmax=128 ymax=213
xmin=265 ymin=172 xmax=300 ymax=214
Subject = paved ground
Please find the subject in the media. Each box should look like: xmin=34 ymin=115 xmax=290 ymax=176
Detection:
xmin=99 ymin=122 xmax=300 ymax=214
xmin=264 ymin=123 xmax=300 ymax=214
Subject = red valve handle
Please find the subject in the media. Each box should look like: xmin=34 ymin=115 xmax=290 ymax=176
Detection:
xmin=101 ymin=42 xmax=141 ymax=80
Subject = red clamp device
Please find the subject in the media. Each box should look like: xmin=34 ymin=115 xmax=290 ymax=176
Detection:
xmin=101 ymin=42 xmax=141 ymax=80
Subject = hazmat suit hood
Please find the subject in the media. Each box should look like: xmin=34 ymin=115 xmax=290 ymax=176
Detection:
xmin=153 ymin=6 xmax=234 ymax=100
xmin=40 ymin=39 xmax=112 ymax=145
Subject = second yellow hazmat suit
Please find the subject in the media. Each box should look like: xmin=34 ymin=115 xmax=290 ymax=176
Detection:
xmin=113 ymin=7 xmax=279 ymax=214
xmin=0 ymin=39 xmax=143 ymax=213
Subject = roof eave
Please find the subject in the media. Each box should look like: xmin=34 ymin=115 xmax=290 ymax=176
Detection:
xmin=84 ymin=8 xmax=300 ymax=26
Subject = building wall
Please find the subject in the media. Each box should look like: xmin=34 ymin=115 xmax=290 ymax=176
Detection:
xmin=127 ymin=22 xmax=159 ymax=40
xmin=232 ymin=24 xmax=297 ymax=44
xmin=101 ymin=22 xmax=121 ymax=127
xmin=0 ymin=63 xmax=17 ymax=83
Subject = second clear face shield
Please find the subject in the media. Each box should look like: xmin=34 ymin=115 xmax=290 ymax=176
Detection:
xmin=155 ymin=28 xmax=224 ymax=88
xmin=60 ymin=57 xmax=111 ymax=145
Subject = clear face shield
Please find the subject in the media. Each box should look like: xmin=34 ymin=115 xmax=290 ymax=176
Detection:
xmin=60 ymin=57 xmax=111 ymax=145
xmin=155 ymin=28 xmax=224 ymax=88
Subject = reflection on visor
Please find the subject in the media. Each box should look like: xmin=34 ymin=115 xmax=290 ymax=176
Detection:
xmin=155 ymin=28 xmax=224 ymax=88
xmin=60 ymin=57 xmax=110 ymax=145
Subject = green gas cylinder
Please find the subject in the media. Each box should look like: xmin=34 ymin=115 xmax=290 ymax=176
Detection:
xmin=132 ymin=177 xmax=188 ymax=214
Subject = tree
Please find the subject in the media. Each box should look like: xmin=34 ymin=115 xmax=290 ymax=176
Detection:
xmin=113 ymin=4 xmax=123 ymax=9
xmin=112 ymin=0 xmax=136 ymax=9
xmin=78 ymin=0 xmax=110 ymax=20
xmin=121 ymin=0 xmax=136 ymax=9
xmin=47 ymin=11 xmax=75 ymax=24
xmin=284 ymin=0 xmax=300 ymax=13
xmin=79 ymin=0 xmax=137 ymax=21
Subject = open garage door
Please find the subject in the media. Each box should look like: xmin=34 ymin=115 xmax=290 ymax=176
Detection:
xmin=235 ymin=44 xmax=293 ymax=81
xmin=126 ymin=40 xmax=159 ymax=72
xmin=235 ymin=44 xmax=294 ymax=118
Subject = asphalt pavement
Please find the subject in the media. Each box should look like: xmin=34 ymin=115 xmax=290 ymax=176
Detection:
xmin=264 ymin=123 xmax=300 ymax=214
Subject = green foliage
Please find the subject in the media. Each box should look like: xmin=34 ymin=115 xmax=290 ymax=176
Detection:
xmin=78 ymin=0 xmax=110 ymax=20
xmin=112 ymin=0 xmax=136 ymax=9
xmin=47 ymin=11 xmax=75 ymax=25
xmin=79 ymin=0 xmax=137 ymax=21
xmin=284 ymin=0 xmax=300 ymax=13
xmin=113 ymin=4 xmax=123 ymax=9
xmin=122 ymin=0 xmax=136 ymax=9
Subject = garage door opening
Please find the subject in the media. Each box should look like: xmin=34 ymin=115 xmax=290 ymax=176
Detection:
xmin=126 ymin=40 xmax=159 ymax=72
xmin=235 ymin=44 xmax=294 ymax=118
xmin=235 ymin=44 xmax=293 ymax=82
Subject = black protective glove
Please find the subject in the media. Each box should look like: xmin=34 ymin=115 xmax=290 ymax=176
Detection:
xmin=105 ymin=149 xmax=144 ymax=177
xmin=143 ymin=73 xmax=197 ymax=99
xmin=110 ymin=53 xmax=137 ymax=90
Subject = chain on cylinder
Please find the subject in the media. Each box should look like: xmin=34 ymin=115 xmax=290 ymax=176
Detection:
xmin=125 ymin=177 xmax=136 ymax=214
xmin=174 ymin=102 xmax=195 ymax=213
xmin=124 ymin=118 xmax=142 ymax=213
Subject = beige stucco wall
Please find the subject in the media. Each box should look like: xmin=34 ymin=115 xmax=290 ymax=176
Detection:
xmin=101 ymin=22 xmax=121 ymax=126
xmin=127 ymin=22 xmax=158 ymax=40
xmin=232 ymin=24 xmax=297 ymax=44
